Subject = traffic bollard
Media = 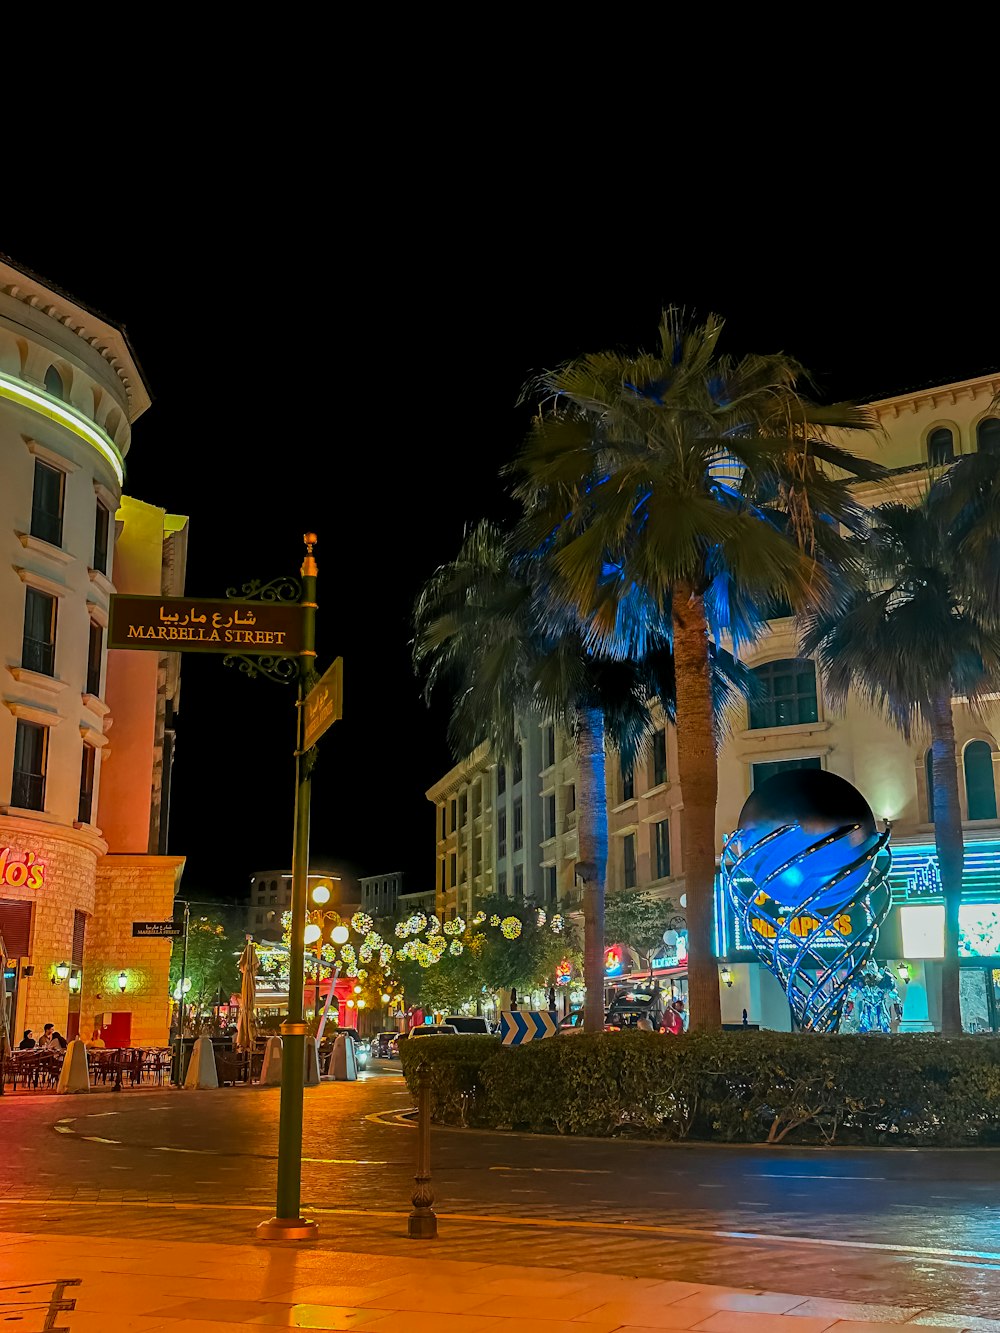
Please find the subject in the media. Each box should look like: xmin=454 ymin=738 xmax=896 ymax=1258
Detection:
xmin=407 ymin=1066 xmax=437 ymax=1239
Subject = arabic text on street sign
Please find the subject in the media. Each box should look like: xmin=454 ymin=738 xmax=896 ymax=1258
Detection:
xmin=132 ymin=920 xmax=183 ymax=938
xmin=108 ymin=595 xmax=305 ymax=656
xmin=303 ymin=657 xmax=343 ymax=750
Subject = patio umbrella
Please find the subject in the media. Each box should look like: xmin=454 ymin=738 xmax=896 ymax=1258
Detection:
xmin=236 ymin=938 xmax=258 ymax=1050
xmin=0 ymin=933 xmax=9 ymax=1060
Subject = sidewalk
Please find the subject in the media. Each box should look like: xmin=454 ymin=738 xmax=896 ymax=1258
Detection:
xmin=2 ymin=1230 xmax=994 ymax=1332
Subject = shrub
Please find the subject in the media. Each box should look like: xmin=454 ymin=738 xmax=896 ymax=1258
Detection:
xmin=399 ymin=1031 xmax=1000 ymax=1146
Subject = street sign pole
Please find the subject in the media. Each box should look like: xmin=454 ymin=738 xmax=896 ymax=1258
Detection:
xmin=258 ymin=535 xmax=320 ymax=1241
xmin=173 ymin=901 xmax=190 ymax=1086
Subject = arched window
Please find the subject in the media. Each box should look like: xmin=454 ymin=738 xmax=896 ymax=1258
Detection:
xmin=44 ymin=365 xmax=64 ymax=400
xmin=964 ymin=740 xmax=997 ymax=820
xmin=977 ymin=418 xmax=1000 ymax=456
xmin=925 ymin=749 xmax=935 ymax=822
xmin=927 ymin=427 xmax=954 ymax=467
xmin=748 ymin=658 xmax=818 ymax=729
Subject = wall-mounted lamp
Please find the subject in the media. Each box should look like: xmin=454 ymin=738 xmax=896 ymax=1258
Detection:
xmin=68 ymin=969 xmax=81 ymax=994
xmin=720 ymin=966 xmax=734 ymax=989
xmin=896 ymin=962 xmax=911 ymax=985
xmin=118 ymin=970 xmax=128 ymax=994
xmin=52 ymin=961 xmax=71 ymax=985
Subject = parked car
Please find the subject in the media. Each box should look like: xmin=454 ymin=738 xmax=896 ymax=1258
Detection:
xmin=410 ymin=1024 xmax=459 ymax=1038
xmin=557 ymin=1009 xmax=618 ymax=1034
xmin=370 ymin=1030 xmax=401 ymax=1058
xmin=443 ymin=1016 xmax=493 ymax=1034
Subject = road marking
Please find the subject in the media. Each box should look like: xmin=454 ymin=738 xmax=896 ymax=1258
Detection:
xmin=83 ymin=1112 xmax=119 ymax=1118
xmin=82 ymin=1136 xmax=121 ymax=1145
xmin=748 ymin=1173 xmax=885 ymax=1181
xmin=489 ymin=1167 xmax=610 ymax=1175
xmin=53 ymin=1126 xmax=74 ymax=1135
xmin=365 ymin=1108 xmax=417 ymax=1128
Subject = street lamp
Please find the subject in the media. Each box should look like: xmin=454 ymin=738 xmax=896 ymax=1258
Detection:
xmin=310 ymin=881 xmax=332 ymax=905
xmin=303 ymin=923 xmax=321 ymax=945
xmin=331 ymin=924 xmax=349 ymax=945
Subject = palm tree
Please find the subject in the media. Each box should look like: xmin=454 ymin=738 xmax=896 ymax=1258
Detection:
xmin=512 ymin=309 xmax=882 ymax=1029
xmin=413 ymin=520 xmax=742 ymax=1033
xmin=803 ymin=480 xmax=1000 ymax=1035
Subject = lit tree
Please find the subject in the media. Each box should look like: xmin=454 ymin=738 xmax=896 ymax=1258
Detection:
xmin=513 ymin=309 xmax=881 ymax=1028
xmin=604 ymin=889 xmax=679 ymax=971
xmin=169 ymin=917 xmax=240 ymax=1016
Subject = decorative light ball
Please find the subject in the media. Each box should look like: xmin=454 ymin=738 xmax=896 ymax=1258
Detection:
xmin=550 ymin=914 xmax=565 ymax=934
xmin=490 ymin=914 xmax=501 ymax=927
xmin=331 ymin=925 xmax=349 ymax=945
xmin=408 ymin=911 xmax=427 ymax=933
xmin=358 ymin=969 xmax=368 ymax=980
xmin=340 ymin=943 xmax=356 ymax=963
xmin=395 ymin=922 xmax=410 ymax=938
xmin=365 ymin=931 xmax=383 ymax=948
xmin=357 ymin=999 xmax=366 ymax=1009
xmin=734 ymin=770 xmax=880 ymax=912
xmin=536 ymin=908 xmax=547 ymax=927
xmin=354 ymin=984 xmax=362 ymax=994
xmin=381 ymin=993 xmax=391 ymax=1004
xmin=501 ymin=916 xmax=522 ymax=940
xmin=428 ymin=915 xmax=441 ymax=935
xmin=449 ymin=940 xmax=464 ymax=956
xmin=443 ymin=916 xmax=464 ymax=937
xmin=379 ymin=944 xmax=393 ymax=965
xmin=472 ymin=911 xmax=486 ymax=926
xmin=346 ymin=998 xmax=355 ymax=1008
xmin=359 ymin=945 xmax=373 ymax=962
xmin=351 ymin=912 xmax=374 ymax=935
xmin=310 ymin=882 xmax=332 ymax=905
xmin=303 ymin=923 xmax=322 ymax=945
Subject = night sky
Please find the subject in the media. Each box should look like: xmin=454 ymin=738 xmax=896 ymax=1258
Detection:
xmin=5 ymin=200 xmax=991 ymax=903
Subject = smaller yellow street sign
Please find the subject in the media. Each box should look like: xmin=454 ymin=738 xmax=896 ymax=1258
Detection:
xmin=303 ymin=657 xmax=343 ymax=750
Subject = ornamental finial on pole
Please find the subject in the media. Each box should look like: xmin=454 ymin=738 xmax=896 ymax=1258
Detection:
xmin=302 ymin=532 xmax=318 ymax=579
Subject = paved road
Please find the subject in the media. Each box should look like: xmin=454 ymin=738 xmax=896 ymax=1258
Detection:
xmin=2 ymin=1063 xmax=999 ymax=1320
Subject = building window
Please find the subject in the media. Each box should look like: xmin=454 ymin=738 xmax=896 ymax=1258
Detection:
xmin=449 ymin=798 xmax=456 ymax=833
xmin=622 ymin=764 xmax=634 ymax=802
xmin=440 ymin=860 xmax=446 ymax=892
xmin=928 ymin=427 xmax=955 ymax=466
xmin=977 ymin=418 xmax=1000 ymax=455
xmin=256 ymin=912 xmax=264 ymax=925
xmin=440 ymin=806 xmax=447 ymax=840
xmin=513 ymin=864 xmax=524 ymax=897
xmin=652 ymin=729 xmax=667 ymax=787
xmin=94 ymin=501 xmax=111 ymax=575
xmin=78 ymin=745 xmax=96 ymax=824
xmin=12 ymin=720 xmax=47 ymax=811
xmin=544 ymin=724 xmax=556 ymax=768
xmin=623 ymin=833 xmax=637 ymax=890
xmin=459 ymin=792 xmax=468 ymax=827
xmin=497 ymin=762 xmax=506 ymax=796
xmin=473 ymin=837 xmax=482 ymax=876
xmin=567 ymin=783 xmax=575 ymax=813
xmin=513 ymin=744 xmax=523 ymax=785
xmin=22 ymin=588 xmax=56 ymax=677
xmin=497 ymin=807 xmax=507 ymax=859
xmin=30 ymin=459 xmax=65 ymax=548
xmin=44 ymin=365 xmax=65 ymax=399
xmin=498 ymin=870 xmax=507 ymax=896
xmin=87 ymin=621 xmax=103 ymax=697
xmin=748 ymin=658 xmax=818 ymax=730
xmin=472 ymin=783 xmax=481 ymax=819
xmin=752 ymin=756 xmax=822 ymax=789
xmin=545 ymin=865 xmax=557 ymax=901
xmin=926 ymin=748 xmax=935 ymax=822
xmin=513 ymin=797 xmax=523 ymax=852
xmin=545 ymin=793 xmax=556 ymax=839
xmin=965 ymin=740 xmax=998 ymax=820
xmin=655 ymin=819 xmax=671 ymax=879
xmin=449 ymin=852 xmax=457 ymax=887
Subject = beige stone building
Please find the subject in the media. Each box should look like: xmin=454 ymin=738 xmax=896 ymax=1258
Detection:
xmin=0 ymin=257 xmax=186 ymax=1050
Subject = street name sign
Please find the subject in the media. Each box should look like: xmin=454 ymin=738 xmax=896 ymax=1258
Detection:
xmin=499 ymin=1009 xmax=558 ymax=1046
xmin=132 ymin=920 xmax=183 ymax=938
xmin=109 ymin=595 xmax=305 ymax=656
xmin=303 ymin=657 xmax=343 ymax=750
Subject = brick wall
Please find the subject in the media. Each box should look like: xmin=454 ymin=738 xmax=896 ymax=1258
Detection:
xmin=85 ymin=854 xmax=185 ymax=1047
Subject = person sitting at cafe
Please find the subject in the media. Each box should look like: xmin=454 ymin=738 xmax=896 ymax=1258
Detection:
xmin=85 ymin=1029 xmax=105 ymax=1049
xmin=39 ymin=1024 xmax=67 ymax=1051
xmin=18 ymin=1029 xmax=35 ymax=1049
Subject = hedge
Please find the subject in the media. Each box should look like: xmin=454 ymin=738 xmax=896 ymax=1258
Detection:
xmin=398 ymin=1030 xmax=1000 ymax=1146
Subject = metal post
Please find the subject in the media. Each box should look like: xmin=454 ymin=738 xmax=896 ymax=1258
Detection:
xmin=174 ymin=901 xmax=191 ymax=1085
xmin=408 ymin=1066 xmax=437 ymax=1239
xmin=258 ymin=535 xmax=319 ymax=1242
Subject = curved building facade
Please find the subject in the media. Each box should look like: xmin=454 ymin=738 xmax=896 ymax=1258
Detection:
xmin=0 ymin=258 xmax=185 ymax=1048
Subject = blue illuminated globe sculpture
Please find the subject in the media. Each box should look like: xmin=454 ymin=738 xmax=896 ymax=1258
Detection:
xmin=722 ymin=770 xmax=892 ymax=1032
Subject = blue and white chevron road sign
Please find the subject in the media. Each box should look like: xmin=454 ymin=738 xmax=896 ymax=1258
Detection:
xmin=499 ymin=1010 xmax=558 ymax=1046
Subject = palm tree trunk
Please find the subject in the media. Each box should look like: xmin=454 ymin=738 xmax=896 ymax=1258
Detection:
xmin=672 ymin=582 xmax=722 ymax=1031
xmin=929 ymin=690 xmax=963 ymax=1036
xmin=574 ymin=703 xmax=608 ymax=1034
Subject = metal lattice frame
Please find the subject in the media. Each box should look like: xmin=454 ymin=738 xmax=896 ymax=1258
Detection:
xmin=722 ymin=822 xmax=892 ymax=1032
